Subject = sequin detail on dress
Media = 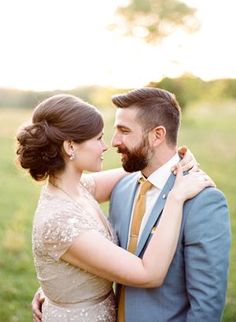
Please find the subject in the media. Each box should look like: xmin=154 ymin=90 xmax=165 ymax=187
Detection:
xmin=42 ymin=292 xmax=116 ymax=322
xmin=32 ymin=175 xmax=117 ymax=321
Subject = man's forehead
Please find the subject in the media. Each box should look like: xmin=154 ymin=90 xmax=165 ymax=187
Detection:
xmin=114 ymin=108 xmax=138 ymax=123
xmin=113 ymin=109 xmax=144 ymax=132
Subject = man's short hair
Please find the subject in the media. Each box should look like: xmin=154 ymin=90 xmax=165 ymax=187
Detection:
xmin=112 ymin=87 xmax=181 ymax=146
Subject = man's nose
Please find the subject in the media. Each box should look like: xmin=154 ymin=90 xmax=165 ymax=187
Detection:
xmin=111 ymin=133 xmax=121 ymax=147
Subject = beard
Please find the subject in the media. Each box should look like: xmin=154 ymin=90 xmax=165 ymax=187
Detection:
xmin=118 ymin=137 xmax=151 ymax=172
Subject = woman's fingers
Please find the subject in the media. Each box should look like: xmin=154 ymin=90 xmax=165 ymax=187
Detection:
xmin=172 ymin=160 xmax=196 ymax=175
xmin=172 ymin=147 xmax=200 ymax=174
xmin=171 ymin=166 xmax=216 ymax=202
xmin=201 ymin=174 xmax=216 ymax=188
xmin=179 ymin=159 xmax=194 ymax=172
xmin=194 ymin=170 xmax=216 ymax=187
xmin=190 ymin=172 xmax=215 ymax=190
xmin=178 ymin=145 xmax=187 ymax=158
xmin=33 ymin=313 xmax=41 ymax=322
xmin=32 ymin=292 xmax=43 ymax=322
xmin=175 ymin=164 xmax=183 ymax=179
xmin=188 ymin=162 xmax=200 ymax=173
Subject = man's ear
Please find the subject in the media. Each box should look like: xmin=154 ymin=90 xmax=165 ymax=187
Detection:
xmin=149 ymin=126 xmax=166 ymax=147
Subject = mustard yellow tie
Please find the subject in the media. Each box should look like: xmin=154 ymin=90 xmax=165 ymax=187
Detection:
xmin=118 ymin=178 xmax=153 ymax=322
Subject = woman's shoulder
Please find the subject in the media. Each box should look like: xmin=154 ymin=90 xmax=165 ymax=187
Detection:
xmin=33 ymin=186 xmax=97 ymax=261
xmin=34 ymin=186 xmax=77 ymax=225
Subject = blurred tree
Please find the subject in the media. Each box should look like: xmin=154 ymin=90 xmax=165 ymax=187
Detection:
xmin=114 ymin=0 xmax=199 ymax=42
xmin=1 ymin=78 xmax=235 ymax=110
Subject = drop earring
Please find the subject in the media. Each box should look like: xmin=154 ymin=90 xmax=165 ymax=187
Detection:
xmin=69 ymin=149 xmax=75 ymax=161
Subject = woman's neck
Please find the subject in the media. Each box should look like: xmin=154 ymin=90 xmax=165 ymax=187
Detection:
xmin=48 ymin=167 xmax=83 ymax=199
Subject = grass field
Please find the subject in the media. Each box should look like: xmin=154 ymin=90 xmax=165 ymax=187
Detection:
xmin=0 ymin=101 xmax=235 ymax=321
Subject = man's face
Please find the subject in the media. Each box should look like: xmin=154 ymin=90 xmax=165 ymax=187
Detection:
xmin=111 ymin=107 xmax=152 ymax=172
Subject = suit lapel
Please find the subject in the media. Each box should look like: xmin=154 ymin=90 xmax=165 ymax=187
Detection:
xmin=135 ymin=173 xmax=176 ymax=256
xmin=120 ymin=174 xmax=139 ymax=249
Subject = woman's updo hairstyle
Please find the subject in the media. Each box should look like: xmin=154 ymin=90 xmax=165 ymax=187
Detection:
xmin=16 ymin=94 xmax=104 ymax=181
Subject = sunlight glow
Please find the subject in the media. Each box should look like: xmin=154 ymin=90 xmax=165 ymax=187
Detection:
xmin=0 ymin=0 xmax=235 ymax=90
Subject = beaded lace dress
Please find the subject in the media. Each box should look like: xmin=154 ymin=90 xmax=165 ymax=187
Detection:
xmin=32 ymin=175 xmax=117 ymax=322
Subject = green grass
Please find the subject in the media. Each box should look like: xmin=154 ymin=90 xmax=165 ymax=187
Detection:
xmin=0 ymin=101 xmax=235 ymax=321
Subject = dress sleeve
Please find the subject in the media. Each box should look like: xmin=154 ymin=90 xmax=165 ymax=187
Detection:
xmin=80 ymin=174 xmax=96 ymax=197
xmin=42 ymin=206 xmax=93 ymax=261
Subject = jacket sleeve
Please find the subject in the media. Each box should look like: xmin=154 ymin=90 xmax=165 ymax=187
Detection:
xmin=184 ymin=188 xmax=231 ymax=322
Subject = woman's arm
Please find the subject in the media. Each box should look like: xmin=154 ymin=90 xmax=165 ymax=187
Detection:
xmin=90 ymin=168 xmax=128 ymax=203
xmin=62 ymin=167 xmax=214 ymax=288
xmin=62 ymin=192 xmax=182 ymax=288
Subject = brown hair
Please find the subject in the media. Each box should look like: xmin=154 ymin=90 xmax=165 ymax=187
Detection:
xmin=16 ymin=94 xmax=103 ymax=181
xmin=112 ymin=87 xmax=181 ymax=145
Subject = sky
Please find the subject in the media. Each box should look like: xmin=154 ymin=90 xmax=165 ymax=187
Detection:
xmin=0 ymin=0 xmax=235 ymax=91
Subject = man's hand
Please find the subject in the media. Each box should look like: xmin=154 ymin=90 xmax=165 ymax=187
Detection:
xmin=32 ymin=288 xmax=45 ymax=322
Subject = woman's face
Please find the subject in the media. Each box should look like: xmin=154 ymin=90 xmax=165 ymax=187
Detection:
xmin=73 ymin=131 xmax=108 ymax=172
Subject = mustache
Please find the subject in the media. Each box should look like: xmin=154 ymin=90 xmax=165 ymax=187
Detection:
xmin=117 ymin=147 xmax=129 ymax=154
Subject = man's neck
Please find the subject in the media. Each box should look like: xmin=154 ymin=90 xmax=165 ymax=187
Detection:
xmin=142 ymin=146 xmax=177 ymax=178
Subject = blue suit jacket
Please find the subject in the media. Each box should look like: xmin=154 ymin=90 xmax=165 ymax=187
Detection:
xmin=109 ymin=172 xmax=231 ymax=322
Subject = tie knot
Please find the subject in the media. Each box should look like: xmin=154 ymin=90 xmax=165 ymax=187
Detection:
xmin=138 ymin=178 xmax=153 ymax=195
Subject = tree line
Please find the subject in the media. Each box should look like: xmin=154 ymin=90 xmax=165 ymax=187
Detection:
xmin=0 ymin=76 xmax=236 ymax=111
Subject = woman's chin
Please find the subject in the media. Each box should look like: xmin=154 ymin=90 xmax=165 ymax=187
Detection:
xmin=86 ymin=164 xmax=103 ymax=173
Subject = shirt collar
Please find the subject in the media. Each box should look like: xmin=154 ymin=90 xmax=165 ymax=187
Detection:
xmin=138 ymin=153 xmax=180 ymax=190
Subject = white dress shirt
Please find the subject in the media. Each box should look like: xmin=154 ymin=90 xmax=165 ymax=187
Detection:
xmin=128 ymin=153 xmax=180 ymax=243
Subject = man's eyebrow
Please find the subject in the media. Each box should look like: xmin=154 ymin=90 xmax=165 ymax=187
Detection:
xmin=114 ymin=124 xmax=130 ymax=130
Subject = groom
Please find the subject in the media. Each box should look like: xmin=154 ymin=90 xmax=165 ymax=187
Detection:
xmin=109 ymin=87 xmax=230 ymax=322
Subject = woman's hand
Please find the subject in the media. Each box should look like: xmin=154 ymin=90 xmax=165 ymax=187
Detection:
xmin=170 ymin=164 xmax=215 ymax=202
xmin=32 ymin=288 xmax=44 ymax=322
xmin=172 ymin=146 xmax=199 ymax=174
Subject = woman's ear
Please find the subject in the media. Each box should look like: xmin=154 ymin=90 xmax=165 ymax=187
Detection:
xmin=149 ymin=126 xmax=166 ymax=147
xmin=63 ymin=140 xmax=74 ymax=158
